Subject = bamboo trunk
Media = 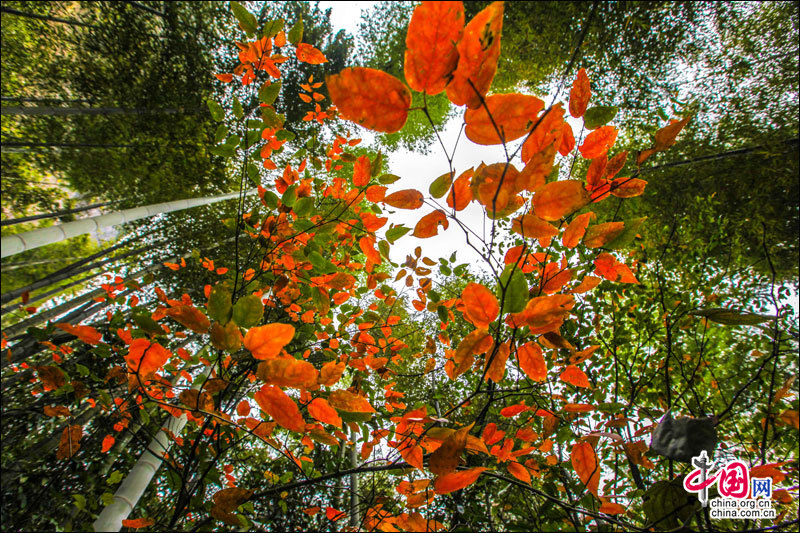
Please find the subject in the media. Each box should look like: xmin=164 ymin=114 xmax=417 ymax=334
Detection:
xmin=92 ymin=367 xmax=210 ymax=532
xmin=1 ymin=189 xmax=255 ymax=258
xmin=1 ymin=201 xmax=115 ymax=226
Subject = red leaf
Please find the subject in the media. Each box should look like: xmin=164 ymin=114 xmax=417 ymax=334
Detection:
xmin=121 ymin=518 xmax=155 ymax=529
xmin=101 ymin=434 xmax=115 ymax=453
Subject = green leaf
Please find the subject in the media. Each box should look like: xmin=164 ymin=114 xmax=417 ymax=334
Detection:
xmin=214 ymin=124 xmax=228 ymax=143
xmin=378 ymin=240 xmax=390 ymax=259
xmin=378 ymin=173 xmax=401 ymax=184
xmin=642 ymin=479 xmax=698 ymax=530
xmin=498 ymin=265 xmax=528 ymax=313
xmin=263 ymin=18 xmax=284 ymax=39
xmin=386 ymin=225 xmax=411 ymax=244
xmin=689 ymin=308 xmax=773 ymax=325
xmin=230 ymin=1 xmax=258 ymax=34
xmin=107 ymin=470 xmax=124 ymax=485
xmin=281 ymin=185 xmax=297 ymax=207
xmin=233 ymin=96 xmax=244 ymax=120
xmin=259 ymin=81 xmax=281 ymax=104
xmin=210 ymin=145 xmax=236 ymax=158
xmin=293 ymin=197 xmax=314 ymax=218
xmin=276 ymin=129 xmax=295 ymax=142
xmin=133 ymin=314 xmax=163 ymax=335
xmin=261 ymin=107 xmax=285 ymax=129
xmin=429 ymin=171 xmax=454 ymax=199
xmin=206 ymin=99 xmax=224 ymax=121
xmin=606 ymin=217 xmax=647 ymax=250
xmin=101 ymin=492 xmax=115 ymax=506
xmin=437 ymin=305 xmax=448 ymax=322
xmin=75 ymin=363 xmax=89 ymax=377
xmin=583 ymin=106 xmax=619 ymax=129
xmin=72 ymin=494 xmax=86 ymax=510
xmin=371 ymin=151 xmax=383 ymax=176
xmin=247 ymin=163 xmax=260 ymax=187
xmin=232 ymin=294 xmax=264 ymax=328
xmin=288 ymin=15 xmax=303 ymax=45
xmin=208 ymin=286 xmax=233 ymax=324
xmin=262 ymin=190 xmax=279 ymax=209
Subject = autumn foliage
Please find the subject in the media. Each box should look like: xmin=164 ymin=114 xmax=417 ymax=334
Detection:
xmin=9 ymin=2 xmax=793 ymax=532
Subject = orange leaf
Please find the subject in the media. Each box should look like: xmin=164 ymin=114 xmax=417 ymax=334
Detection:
xmin=562 ymin=212 xmax=595 ymax=248
xmin=507 ymin=461 xmax=531 ymax=484
xmin=446 ymin=1 xmax=504 ymax=108
xmin=413 ymin=210 xmax=449 ymax=238
xmin=318 ymin=360 xmax=346 ymax=387
xmin=571 ymin=441 xmax=599 ymax=496
xmin=303 ymin=506 xmax=320 ymax=516
xmin=296 ymin=43 xmax=328 ymax=64
xmin=328 ymin=390 xmax=375 ymax=412
xmin=359 ymin=236 xmax=382 ymax=265
xmin=353 ymin=155 xmax=371 ymax=187
xmin=244 ymin=323 xmax=295 ymax=359
xmin=56 ymin=425 xmax=82 ymax=460
xmin=637 ymin=114 xmax=693 ymax=165
xmin=583 ymin=221 xmax=625 ymax=248
xmin=517 ymin=342 xmax=547 ymax=381
xmin=454 ymin=328 xmax=493 ymax=365
xmin=308 ymin=397 xmax=342 ymax=428
xmin=610 ymin=177 xmax=647 ymax=198
xmin=237 ymin=400 xmax=251 ymax=417
xmin=465 ymin=93 xmax=545 ymax=145
xmin=579 ymin=126 xmax=618 ymax=159
xmin=121 ymin=518 xmax=155 ymax=529
xmin=327 ymin=67 xmax=411 ymax=133
xmin=404 ymin=1 xmax=465 ymax=95
xmin=326 ymin=507 xmax=346 ymax=521
xmin=447 ymin=169 xmax=473 ymax=211
xmin=254 ymin=384 xmax=305 ymax=432
xmin=569 ymin=68 xmax=591 ymax=118
xmin=125 ymin=339 xmax=170 ymax=376
xmin=256 ymin=358 xmax=318 ymax=389
xmin=563 ymin=403 xmax=594 ymax=412
xmin=594 ymin=253 xmax=638 ymax=284
xmin=511 ymin=214 xmax=559 ymax=241
xmin=484 ymin=342 xmax=510 ymax=383
xmin=471 ymin=163 xmax=522 ymax=216
xmin=55 ymin=323 xmax=102 ymax=345
xmin=507 ymin=294 xmax=574 ymax=334
xmin=500 ymin=403 xmax=528 ymax=417
xmin=429 ymin=422 xmax=474 ymax=476
xmin=599 ymin=502 xmax=627 ymax=515
xmin=164 ymin=304 xmax=210 ymax=334
xmin=461 ymin=283 xmax=499 ymax=328
xmin=215 ymin=73 xmax=233 ymax=83
xmin=559 ymin=121 xmax=575 ymax=156
xmin=43 ymin=405 xmax=71 ymax=417
xmin=603 ymin=151 xmax=628 ymax=179
xmin=568 ymin=275 xmax=602 ymax=294
xmin=560 ymin=365 xmax=590 ymax=388
xmin=433 ymin=467 xmax=487 ymax=494
xmin=521 ymin=103 xmax=565 ymax=164
xmin=366 ymin=185 xmax=387 ymax=203
xmin=383 ymin=189 xmax=424 ymax=209
xmin=101 ymin=434 xmax=115 ymax=453
xmin=213 ymin=487 xmax=253 ymax=513
xmin=532 ymin=180 xmax=591 ymax=221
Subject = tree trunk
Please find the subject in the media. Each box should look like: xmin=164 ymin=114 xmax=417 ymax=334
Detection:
xmin=1 ymin=201 xmax=115 ymax=226
xmin=92 ymin=367 xmax=210 ymax=532
xmin=349 ymin=425 xmax=360 ymax=528
xmin=1 ymin=229 xmax=158 ymax=305
xmin=1 ymin=242 xmax=152 ymax=307
xmin=1 ymin=96 xmax=93 ymax=104
xmin=1 ymin=189 xmax=255 ymax=258
xmin=1 ymin=106 xmax=199 ymax=116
